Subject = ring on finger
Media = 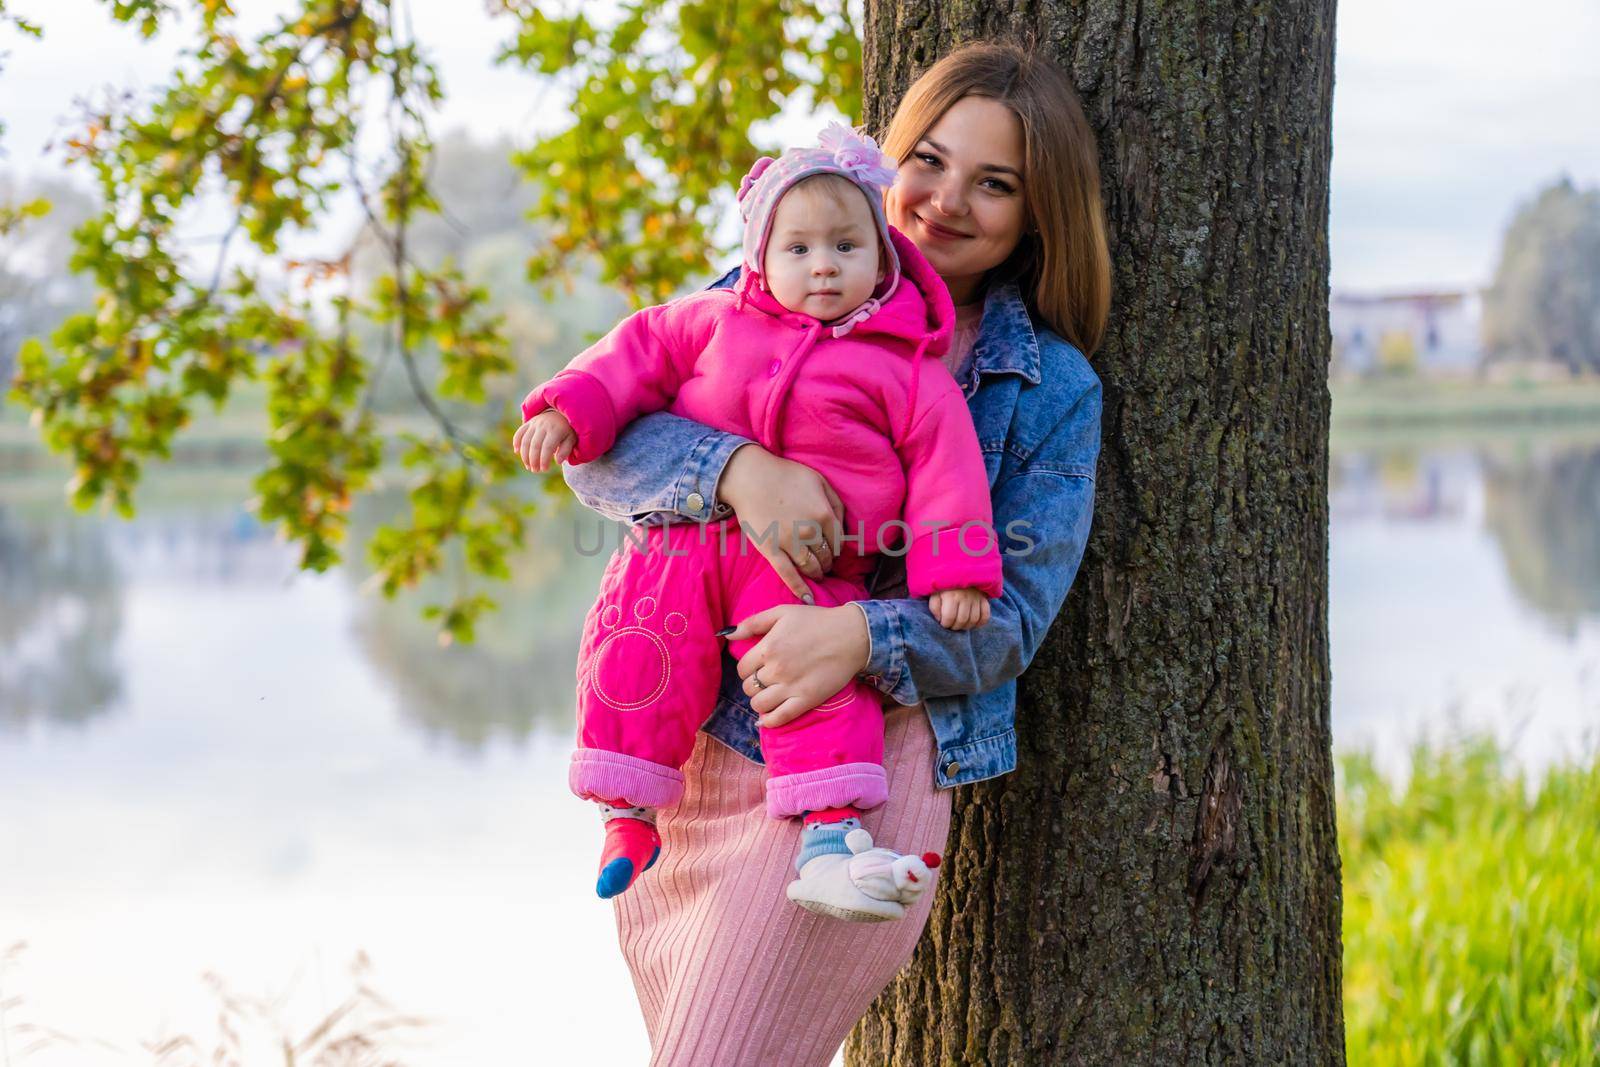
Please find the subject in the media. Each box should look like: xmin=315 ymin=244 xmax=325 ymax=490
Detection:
xmin=752 ymin=668 xmax=767 ymax=691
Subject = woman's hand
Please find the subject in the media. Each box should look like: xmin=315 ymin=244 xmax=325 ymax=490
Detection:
xmin=724 ymin=603 xmax=872 ymax=729
xmin=718 ymin=444 xmax=847 ymax=603
xmin=513 ymin=411 xmax=575 ymax=472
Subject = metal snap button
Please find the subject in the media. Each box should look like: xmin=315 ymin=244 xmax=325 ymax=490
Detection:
xmin=944 ymin=761 xmax=960 ymax=777
xmin=685 ymin=492 xmax=705 ymax=514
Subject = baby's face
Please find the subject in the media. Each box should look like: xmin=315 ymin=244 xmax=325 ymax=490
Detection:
xmin=760 ymin=178 xmax=883 ymax=322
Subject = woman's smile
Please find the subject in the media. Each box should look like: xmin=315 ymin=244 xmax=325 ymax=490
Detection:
xmin=913 ymin=213 xmax=973 ymax=241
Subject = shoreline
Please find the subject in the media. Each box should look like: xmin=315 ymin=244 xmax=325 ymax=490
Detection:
xmin=5 ymin=379 xmax=1600 ymax=473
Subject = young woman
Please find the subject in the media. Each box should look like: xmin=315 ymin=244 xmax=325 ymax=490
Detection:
xmin=561 ymin=40 xmax=1110 ymax=1066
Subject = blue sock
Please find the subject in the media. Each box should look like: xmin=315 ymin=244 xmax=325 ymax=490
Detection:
xmin=793 ymin=811 xmax=862 ymax=874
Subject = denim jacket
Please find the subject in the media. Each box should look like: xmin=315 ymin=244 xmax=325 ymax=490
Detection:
xmin=560 ymin=265 xmax=1101 ymax=788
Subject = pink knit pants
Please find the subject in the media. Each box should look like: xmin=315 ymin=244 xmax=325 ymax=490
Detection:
xmin=613 ymin=701 xmax=953 ymax=1067
xmin=571 ymin=521 xmax=890 ymax=819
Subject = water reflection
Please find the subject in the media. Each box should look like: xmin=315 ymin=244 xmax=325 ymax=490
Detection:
xmin=0 ymin=478 xmax=612 ymax=746
xmin=1328 ymin=433 xmax=1600 ymax=775
xmin=1329 ymin=448 xmax=1474 ymax=524
xmin=0 ymin=506 xmax=123 ymax=730
xmin=342 ymin=489 xmax=611 ymax=751
xmin=1483 ymin=446 xmax=1600 ymax=635
xmin=1331 ymin=438 xmax=1600 ymax=632
xmin=0 ymin=483 xmax=645 ymax=1067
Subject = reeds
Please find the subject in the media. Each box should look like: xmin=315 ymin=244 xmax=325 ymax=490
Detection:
xmin=0 ymin=946 xmax=428 ymax=1066
xmin=1341 ymin=736 xmax=1600 ymax=1064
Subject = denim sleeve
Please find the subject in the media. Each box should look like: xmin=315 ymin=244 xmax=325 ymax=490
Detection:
xmin=854 ymin=379 xmax=1100 ymax=706
xmin=557 ymin=264 xmax=747 ymax=526
xmin=560 ymin=410 xmax=753 ymax=526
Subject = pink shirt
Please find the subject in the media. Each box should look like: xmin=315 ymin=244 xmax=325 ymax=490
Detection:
xmin=943 ymin=299 xmax=985 ymax=382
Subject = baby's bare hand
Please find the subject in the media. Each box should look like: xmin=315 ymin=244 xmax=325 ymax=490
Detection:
xmin=512 ymin=410 xmax=576 ymax=472
xmin=928 ymin=587 xmax=991 ymax=631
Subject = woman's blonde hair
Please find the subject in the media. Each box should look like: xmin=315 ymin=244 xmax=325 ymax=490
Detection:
xmin=880 ymin=41 xmax=1112 ymax=355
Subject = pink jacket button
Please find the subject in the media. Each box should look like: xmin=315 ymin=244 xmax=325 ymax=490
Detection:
xmin=767 ymin=359 xmax=782 ymax=377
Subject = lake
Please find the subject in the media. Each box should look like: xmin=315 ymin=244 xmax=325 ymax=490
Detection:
xmin=3 ymin=429 xmax=1598 ymax=1064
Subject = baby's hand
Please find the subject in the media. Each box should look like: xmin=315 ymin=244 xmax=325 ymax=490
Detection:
xmin=512 ymin=410 xmax=576 ymax=472
xmin=928 ymin=587 xmax=991 ymax=631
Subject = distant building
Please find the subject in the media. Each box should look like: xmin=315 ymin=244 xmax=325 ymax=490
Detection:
xmin=1329 ymin=289 xmax=1485 ymax=378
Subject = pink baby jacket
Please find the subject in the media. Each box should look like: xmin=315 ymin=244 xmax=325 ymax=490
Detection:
xmin=521 ymin=228 xmax=1003 ymax=600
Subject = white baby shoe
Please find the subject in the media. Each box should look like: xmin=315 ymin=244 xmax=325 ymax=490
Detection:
xmin=786 ymin=827 xmax=942 ymax=923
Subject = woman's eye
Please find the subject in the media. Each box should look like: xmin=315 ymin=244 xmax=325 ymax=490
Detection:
xmin=916 ymin=152 xmax=941 ymax=168
xmin=982 ymin=179 xmax=1016 ymax=194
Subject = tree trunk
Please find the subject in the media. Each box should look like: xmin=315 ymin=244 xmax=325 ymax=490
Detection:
xmin=850 ymin=2 xmax=1343 ymax=1064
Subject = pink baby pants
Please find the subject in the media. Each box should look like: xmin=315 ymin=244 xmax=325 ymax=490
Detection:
xmin=569 ymin=520 xmax=888 ymax=819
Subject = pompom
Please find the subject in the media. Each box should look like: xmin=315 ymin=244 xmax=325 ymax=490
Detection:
xmin=737 ymin=156 xmax=778 ymax=203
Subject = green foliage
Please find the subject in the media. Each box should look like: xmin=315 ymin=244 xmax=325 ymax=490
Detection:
xmin=252 ymin=298 xmax=381 ymax=574
xmin=0 ymin=195 xmax=48 ymax=236
xmin=1484 ymin=177 xmax=1600 ymax=375
xmin=0 ymin=1 xmax=42 ymax=37
xmin=1340 ymin=738 xmax=1600 ymax=1064
xmin=4 ymin=0 xmax=859 ymax=642
xmin=494 ymin=0 xmax=859 ymax=304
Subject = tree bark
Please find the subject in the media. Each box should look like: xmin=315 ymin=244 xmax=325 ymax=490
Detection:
xmin=851 ymin=2 xmax=1343 ymax=1064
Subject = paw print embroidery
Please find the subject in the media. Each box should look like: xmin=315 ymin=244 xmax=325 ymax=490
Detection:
xmin=585 ymin=596 xmax=690 ymax=712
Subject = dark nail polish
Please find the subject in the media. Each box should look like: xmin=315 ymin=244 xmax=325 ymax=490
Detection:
xmin=715 ymin=626 xmax=735 ymax=637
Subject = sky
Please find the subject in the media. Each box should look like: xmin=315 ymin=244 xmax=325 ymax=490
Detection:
xmin=2 ymin=0 xmax=1598 ymax=294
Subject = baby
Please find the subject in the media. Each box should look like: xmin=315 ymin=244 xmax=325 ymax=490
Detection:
xmin=515 ymin=124 xmax=999 ymax=922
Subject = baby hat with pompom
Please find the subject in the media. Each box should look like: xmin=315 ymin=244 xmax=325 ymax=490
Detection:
xmin=735 ymin=123 xmax=903 ymax=309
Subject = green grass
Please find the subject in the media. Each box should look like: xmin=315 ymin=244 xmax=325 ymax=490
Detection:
xmin=1332 ymin=377 xmax=1600 ymax=430
xmin=1340 ymin=738 xmax=1600 ymax=1065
